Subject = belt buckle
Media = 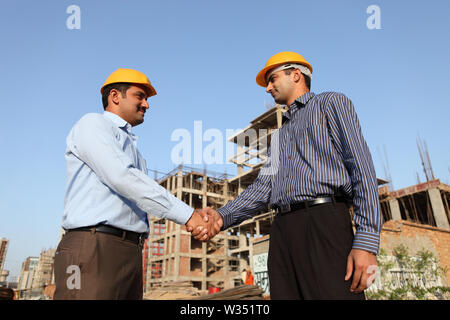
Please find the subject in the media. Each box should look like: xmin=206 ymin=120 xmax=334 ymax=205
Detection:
xmin=311 ymin=197 xmax=328 ymax=206
xmin=279 ymin=203 xmax=291 ymax=214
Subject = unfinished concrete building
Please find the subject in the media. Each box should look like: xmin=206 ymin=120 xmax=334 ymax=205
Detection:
xmin=377 ymin=179 xmax=450 ymax=284
xmin=144 ymin=106 xmax=286 ymax=294
xmin=378 ymin=179 xmax=450 ymax=230
xmin=144 ymin=166 xmax=242 ymax=293
xmin=223 ymin=106 xmax=284 ymax=275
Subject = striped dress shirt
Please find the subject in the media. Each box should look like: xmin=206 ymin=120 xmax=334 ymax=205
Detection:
xmin=217 ymin=91 xmax=382 ymax=254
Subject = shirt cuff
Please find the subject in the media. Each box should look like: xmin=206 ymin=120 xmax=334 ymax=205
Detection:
xmin=352 ymin=230 xmax=380 ymax=255
xmin=217 ymin=206 xmax=233 ymax=230
xmin=165 ymin=199 xmax=194 ymax=225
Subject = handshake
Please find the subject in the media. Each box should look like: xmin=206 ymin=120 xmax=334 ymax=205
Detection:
xmin=185 ymin=207 xmax=224 ymax=241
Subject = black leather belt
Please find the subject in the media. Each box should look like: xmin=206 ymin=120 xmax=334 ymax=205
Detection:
xmin=272 ymin=196 xmax=348 ymax=214
xmin=67 ymin=224 xmax=148 ymax=246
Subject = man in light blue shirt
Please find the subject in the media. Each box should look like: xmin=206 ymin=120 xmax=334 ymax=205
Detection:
xmin=54 ymin=69 xmax=217 ymax=300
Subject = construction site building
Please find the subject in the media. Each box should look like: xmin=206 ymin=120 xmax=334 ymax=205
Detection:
xmin=377 ymin=179 xmax=450 ymax=283
xmin=145 ymin=166 xmax=242 ymax=293
xmin=144 ymin=106 xmax=286 ymax=294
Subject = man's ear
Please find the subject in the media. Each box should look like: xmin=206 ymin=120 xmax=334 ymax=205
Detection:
xmin=109 ymin=89 xmax=121 ymax=105
xmin=293 ymin=69 xmax=303 ymax=83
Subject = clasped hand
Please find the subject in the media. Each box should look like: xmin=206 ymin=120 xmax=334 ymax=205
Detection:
xmin=185 ymin=207 xmax=223 ymax=241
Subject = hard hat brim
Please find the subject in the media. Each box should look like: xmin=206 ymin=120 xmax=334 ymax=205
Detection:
xmin=100 ymin=68 xmax=157 ymax=98
xmin=140 ymin=84 xmax=157 ymax=98
xmin=256 ymin=61 xmax=313 ymax=87
xmin=256 ymin=62 xmax=287 ymax=87
xmin=100 ymin=82 xmax=157 ymax=98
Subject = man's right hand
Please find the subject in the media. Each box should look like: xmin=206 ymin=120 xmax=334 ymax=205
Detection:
xmin=186 ymin=207 xmax=223 ymax=241
xmin=185 ymin=209 xmax=210 ymax=241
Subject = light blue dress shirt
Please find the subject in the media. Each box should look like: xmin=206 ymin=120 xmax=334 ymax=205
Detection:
xmin=62 ymin=111 xmax=193 ymax=233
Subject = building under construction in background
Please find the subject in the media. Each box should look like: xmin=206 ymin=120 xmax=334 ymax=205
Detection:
xmin=144 ymin=105 xmax=286 ymax=294
xmin=143 ymin=104 xmax=450 ymax=297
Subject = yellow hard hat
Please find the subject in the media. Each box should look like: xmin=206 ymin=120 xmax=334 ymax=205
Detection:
xmin=256 ymin=51 xmax=313 ymax=87
xmin=100 ymin=68 xmax=157 ymax=97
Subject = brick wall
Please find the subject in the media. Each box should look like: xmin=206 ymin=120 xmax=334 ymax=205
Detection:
xmin=180 ymin=234 xmax=190 ymax=253
xmin=179 ymin=257 xmax=190 ymax=276
xmin=380 ymin=220 xmax=450 ymax=284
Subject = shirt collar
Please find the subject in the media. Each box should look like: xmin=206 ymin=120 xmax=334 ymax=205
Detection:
xmin=103 ymin=111 xmax=133 ymax=132
xmin=283 ymin=91 xmax=316 ymax=123
xmin=294 ymin=91 xmax=315 ymax=107
xmin=103 ymin=111 xmax=139 ymax=144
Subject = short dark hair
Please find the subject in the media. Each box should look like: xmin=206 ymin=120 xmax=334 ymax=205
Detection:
xmin=102 ymin=82 xmax=131 ymax=109
xmin=284 ymin=68 xmax=311 ymax=90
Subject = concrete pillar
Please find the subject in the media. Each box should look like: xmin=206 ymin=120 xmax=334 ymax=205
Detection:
xmin=428 ymin=188 xmax=450 ymax=230
xmin=172 ymin=176 xmax=177 ymax=193
xmin=223 ymin=180 xmax=228 ymax=202
xmin=202 ymin=175 xmax=207 ymax=208
xmin=162 ymin=236 xmax=168 ymax=277
xmin=189 ymin=174 xmax=193 ymax=206
xmin=202 ymin=242 xmax=207 ymax=291
xmin=237 ymin=145 xmax=244 ymax=176
xmin=174 ymin=225 xmax=181 ymax=278
xmin=249 ymin=245 xmax=254 ymax=274
xmin=224 ymin=235 xmax=229 ymax=288
xmin=239 ymin=232 xmax=247 ymax=248
xmin=177 ymin=170 xmax=183 ymax=199
xmin=238 ymin=178 xmax=243 ymax=195
xmin=276 ymin=108 xmax=283 ymax=128
xmin=389 ymin=198 xmax=402 ymax=221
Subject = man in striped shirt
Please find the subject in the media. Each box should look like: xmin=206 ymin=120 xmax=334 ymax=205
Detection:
xmin=191 ymin=52 xmax=381 ymax=299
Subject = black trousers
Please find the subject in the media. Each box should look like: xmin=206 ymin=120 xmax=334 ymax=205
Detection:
xmin=268 ymin=201 xmax=366 ymax=300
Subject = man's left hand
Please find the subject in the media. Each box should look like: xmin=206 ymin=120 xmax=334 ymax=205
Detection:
xmin=345 ymin=249 xmax=378 ymax=293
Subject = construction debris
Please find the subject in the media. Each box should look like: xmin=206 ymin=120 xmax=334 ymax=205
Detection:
xmin=191 ymin=285 xmax=264 ymax=300
xmin=143 ymin=281 xmax=205 ymax=300
xmin=144 ymin=282 xmax=265 ymax=300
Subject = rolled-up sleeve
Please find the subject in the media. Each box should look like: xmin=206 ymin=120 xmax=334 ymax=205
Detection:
xmin=69 ymin=114 xmax=193 ymax=225
xmin=325 ymin=93 xmax=382 ymax=254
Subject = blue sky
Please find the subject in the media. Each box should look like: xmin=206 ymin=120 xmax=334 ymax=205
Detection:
xmin=0 ymin=0 xmax=449 ymax=279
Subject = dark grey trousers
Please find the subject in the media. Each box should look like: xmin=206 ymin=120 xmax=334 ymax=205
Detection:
xmin=54 ymin=229 xmax=143 ymax=300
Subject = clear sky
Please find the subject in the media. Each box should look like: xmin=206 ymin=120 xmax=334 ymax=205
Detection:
xmin=1 ymin=0 xmax=449 ymax=279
